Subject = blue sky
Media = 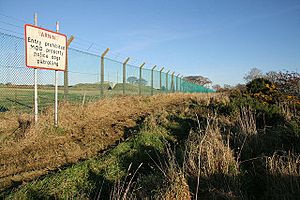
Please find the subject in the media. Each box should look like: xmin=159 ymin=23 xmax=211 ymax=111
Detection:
xmin=0 ymin=0 xmax=299 ymax=86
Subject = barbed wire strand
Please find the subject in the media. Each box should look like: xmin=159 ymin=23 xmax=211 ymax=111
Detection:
xmin=0 ymin=20 xmax=23 ymax=29
xmin=0 ymin=12 xmax=27 ymax=23
xmin=0 ymin=12 xmax=171 ymax=71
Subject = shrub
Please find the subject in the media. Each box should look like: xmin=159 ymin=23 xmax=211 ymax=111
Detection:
xmin=246 ymin=78 xmax=278 ymax=104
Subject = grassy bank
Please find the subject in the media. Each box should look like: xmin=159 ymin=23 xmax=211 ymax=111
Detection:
xmin=0 ymin=93 xmax=216 ymax=192
xmin=1 ymin=89 xmax=300 ymax=199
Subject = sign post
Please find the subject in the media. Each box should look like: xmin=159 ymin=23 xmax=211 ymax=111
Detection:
xmin=54 ymin=21 xmax=59 ymax=127
xmin=25 ymin=20 xmax=67 ymax=126
xmin=33 ymin=13 xmax=38 ymax=123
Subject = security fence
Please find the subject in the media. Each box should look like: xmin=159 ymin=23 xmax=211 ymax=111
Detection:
xmin=0 ymin=31 xmax=213 ymax=112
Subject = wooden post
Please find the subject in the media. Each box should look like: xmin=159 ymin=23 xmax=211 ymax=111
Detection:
xmin=139 ymin=62 xmax=145 ymax=95
xmin=159 ymin=67 xmax=164 ymax=92
xmin=64 ymin=35 xmax=74 ymax=99
xmin=166 ymin=70 xmax=170 ymax=93
xmin=122 ymin=57 xmax=130 ymax=95
xmin=100 ymin=48 xmax=109 ymax=97
xmin=151 ymin=65 xmax=157 ymax=95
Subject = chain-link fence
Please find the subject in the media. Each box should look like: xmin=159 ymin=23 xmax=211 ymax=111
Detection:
xmin=0 ymin=31 xmax=214 ymax=113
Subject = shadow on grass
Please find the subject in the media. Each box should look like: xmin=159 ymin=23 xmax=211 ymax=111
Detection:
xmin=230 ymin=119 xmax=300 ymax=199
xmin=87 ymin=144 xmax=166 ymax=200
xmin=0 ymin=105 xmax=9 ymax=112
xmin=187 ymin=173 xmax=242 ymax=199
xmin=186 ymin=169 xmax=300 ymax=200
xmin=6 ymin=98 xmax=32 ymax=109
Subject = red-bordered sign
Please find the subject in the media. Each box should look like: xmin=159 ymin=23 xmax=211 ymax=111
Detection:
xmin=25 ymin=24 xmax=67 ymax=71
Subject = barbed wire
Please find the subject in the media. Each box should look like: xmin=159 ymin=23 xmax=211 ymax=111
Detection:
xmin=0 ymin=12 xmax=27 ymax=23
xmin=0 ymin=12 xmax=174 ymax=72
xmin=0 ymin=27 xmax=23 ymax=36
xmin=0 ymin=20 xmax=23 ymax=29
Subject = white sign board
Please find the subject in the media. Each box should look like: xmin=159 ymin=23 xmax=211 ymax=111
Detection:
xmin=25 ymin=24 xmax=67 ymax=71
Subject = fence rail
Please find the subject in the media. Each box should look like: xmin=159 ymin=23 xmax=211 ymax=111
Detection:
xmin=0 ymin=31 xmax=213 ymax=112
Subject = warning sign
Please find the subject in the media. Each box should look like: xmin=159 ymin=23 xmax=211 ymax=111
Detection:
xmin=25 ymin=24 xmax=67 ymax=71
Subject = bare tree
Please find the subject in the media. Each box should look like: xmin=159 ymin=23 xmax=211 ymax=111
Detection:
xmin=212 ymin=84 xmax=221 ymax=91
xmin=258 ymin=70 xmax=299 ymax=97
xmin=274 ymin=71 xmax=300 ymax=97
xmin=244 ymin=68 xmax=263 ymax=83
xmin=265 ymin=71 xmax=278 ymax=83
xmin=223 ymin=84 xmax=232 ymax=89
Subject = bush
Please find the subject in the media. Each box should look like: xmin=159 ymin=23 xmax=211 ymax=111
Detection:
xmin=246 ymin=78 xmax=279 ymax=104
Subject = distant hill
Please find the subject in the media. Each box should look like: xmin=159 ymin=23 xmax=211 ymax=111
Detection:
xmin=72 ymin=82 xmax=111 ymax=90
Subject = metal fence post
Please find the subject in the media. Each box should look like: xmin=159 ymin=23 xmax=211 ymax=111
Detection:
xmin=166 ymin=70 xmax=170 ymax=93
xmin=176 ymin=74 xmax=180 ymax=92
xmin=64 ymin=35 xmax=74 ymax=100
xmin=139 ymin=62 xmax=145 ymax=95
xmin=171 ymin=72 xmax=175 ymax=93
xmin=122 ymin=57 xmax=130 ymax=95
xmin=151 ymin=65 xmax=157 ymax=95
xmin=100 ymin=48 xmax=109 ymax=97
xmin=159 ymin=67 xmax=164 ymax=92
xmin=180 ymin=75 xmax=183 ymax=92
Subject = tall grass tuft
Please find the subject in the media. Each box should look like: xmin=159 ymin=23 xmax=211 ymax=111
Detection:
xmin=263 ymin=153 xmax=300 ymax=199
xmin=148 ymin=143 xmax=191 ymax=200
xmin=184 ymin=116 xmax=242 ymax=199
xmin=236 ymin=106 xmax=257 ymax=136
xmin=109 ymin=163 xmax=143 ymax=200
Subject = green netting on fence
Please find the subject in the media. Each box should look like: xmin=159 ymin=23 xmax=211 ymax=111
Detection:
xmin=181 ymin=79 xmax=214 ymax=93
xmin=0 ymin=31 xmax=214 ymax=112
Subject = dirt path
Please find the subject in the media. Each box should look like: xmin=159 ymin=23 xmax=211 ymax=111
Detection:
xmin=0 ymin=93 xmax=216 ymax=191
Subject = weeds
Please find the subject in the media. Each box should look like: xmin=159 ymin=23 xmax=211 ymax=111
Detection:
xmin=0 ymin=93 xmax=217 ymax=191
xmin=184 ymin=115 xmax=241 ymax=199
xmin=1 ymin=91 xmax=300 ymax=199
xmin=109 ymin=163 xmax=143 ymax=200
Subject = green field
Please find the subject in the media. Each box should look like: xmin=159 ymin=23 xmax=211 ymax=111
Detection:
xmin=0 ymin=83 xmax=166 ymax=112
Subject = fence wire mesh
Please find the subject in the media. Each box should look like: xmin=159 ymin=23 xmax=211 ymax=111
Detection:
xmin=0 ymin=31 xmax=214 ymax=113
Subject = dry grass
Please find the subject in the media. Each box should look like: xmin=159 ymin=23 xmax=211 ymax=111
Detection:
xmin=184 ymin=117 xmax=241 ymax=199
xmin=267 ymin=153 xmax=300 ymax=176
xmin=0 ymin=93 xmax=221 ymax=191
xmin=149 ymin=144 xmax=191 ymax=200
xmin=159 ymin=171 xmax=191 ymax=200
xmin=234 ymin=105 xmax=258 ymax=162
xmin=263 ymin=153 xmax=300 ymax=199
xmin=185 ymin=119 xmax=238 ymax=178
xmin=152 ymin=114 xmax=241 ymax=200
xmin=2 ymin=91 xmax=299 ymax=199
xmin=236 ymin=106 xmax=257 ymax=136
xmin=109 ymin=163 xmax=143 ymax=200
